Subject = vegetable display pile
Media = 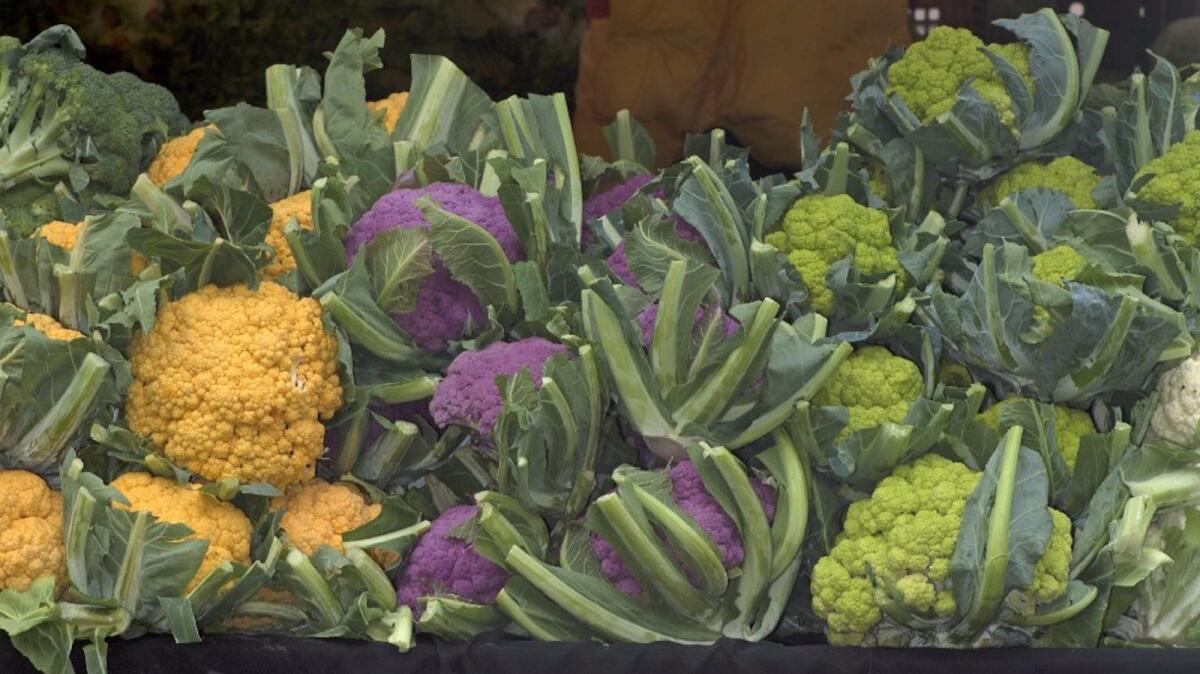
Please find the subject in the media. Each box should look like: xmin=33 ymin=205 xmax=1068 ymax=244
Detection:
xmin=4 ymin=10 xmax=1200 ymax=672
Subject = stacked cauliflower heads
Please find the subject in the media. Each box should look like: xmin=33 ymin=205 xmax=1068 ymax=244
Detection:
xmin=811 ymin=454 xmax=1071 ymax=645
xmin=0 ymin=470 xmax=66 ymax=594
xmin=125 ymin=281 xmax=343 ymax=488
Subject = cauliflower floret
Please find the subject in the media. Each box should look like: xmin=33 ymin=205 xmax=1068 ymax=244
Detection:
xmin=393 ymin=505 xmax=508 ymax=615
xmin=147 ymin=126 xmax=210 ymax=186
xmin=429 ymin=337 xmax=568 ymax=437
xmin=1026 ymin=509 xmax=1072 ymax=603
xmin=273 ymin=479 xmax=381 ymax=557
xmin=264 ymin=190 xmax=314 ymax=278
xmin=0 ymin=470 xmax=65 ymax=594
xmin=980 ymin=157 xmax=1100 ymax=210
xmin=887 ymin=26 xmax=1032 ymax=127
xmin=812 ymin=345 xmax=923 ymax=435
xmin=367 ymin=92 xmax=409 ymax=134
xmin=1134 ymin=130 xmax=1200 ymax=246
xmin=1149 ymin=351 xmax=1200 ymax=445
xmin=1030 ymin=245 xmax=1086 ymax=285
xmin=112 ymin=472 xmax=253 ymax=591
xmin=345 ymin=183 xmax=522 ymax=352
xmin=765 ymin=194 xmax=902 ymax=315
xmin=978 ymin=397 xmax=1095 ymax=471
xmin=125 ymin=282 xmax=343 ymax=488
xmin=13 ymin=311 xmax=83 ymax=342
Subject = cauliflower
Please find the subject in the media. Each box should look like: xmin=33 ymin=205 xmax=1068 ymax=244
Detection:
xmin=264 ymin=190 xmax=313 ymax=278
xmin=125 ymin=282 xmax=343 ymax=488
xmin=589 ymin=459 xmax=777 ymax=596
xmin=393 ymin=505 xmax=508 ymax=615
xmin=273 ymin=479 xmax=381 ymax=557
xmin=979 ymin=156 xmax=1100 ymax=210
xmin=977 ymin=397 xmax=1095 ymax=471
xmin=887 ymin=26 xmax=1032 ymax=127
xmin=36 ymin=219 xmax=149 ymax=275
xmin=111 ymin=472 xmax=253 ymax=591
xmin=1133 ymin=129 xmax=1200 ymax=246
xmin=813 ymin=345 xmax=923 ymax=435
xmin=345 ymin=183 xmax=522 ymax=351
xmin=765 ymin=194 xmax=902 ymax=315
xmin=429 ymin=337 xmax=568 ymax=437
xmin=367 ymin=92 xmax=409 ymax=134
xmin=1148 ymin=351 xmax=1200 ymax=445
xmin=810 ymin=454 xmax=1071 ymax=645
xmin=147 ymin=125 xmax=210 ymax=186
xmin=1030 ymin=244 xmax=1086 ymax=285
xmin=633 ymin=303 xmax=738 ymax=347
xmin=0 ymin=470 xmax=65 ymax=594
xmin=13 ymin=311 xmax=83 ymax=341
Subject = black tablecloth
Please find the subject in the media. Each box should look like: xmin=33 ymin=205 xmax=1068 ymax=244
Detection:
xmin=4 ymin=633 xmax=1198 ymax=674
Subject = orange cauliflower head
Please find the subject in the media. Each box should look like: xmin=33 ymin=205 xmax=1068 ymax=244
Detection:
xmin=112 ymin=472 xmax=253 ymax=590
xmin=273 ymin=479 xmax=381 ymax=556
xmin=264 ymin=190 xmax=314 ymax=278
xmin=13 ymin=312 xmax=84 ymax=341
xmin=36 ymin=219 xmax=149 ymax=275
xmin=367 ymin=92 xmax=409 ymax=134
xmin=0 ymin=470 xmax=66 ymax=594
xmin=126 ymin=282 xmax=343 ymax=488
xmin=147 ymin=126 xmax=210 ymax=185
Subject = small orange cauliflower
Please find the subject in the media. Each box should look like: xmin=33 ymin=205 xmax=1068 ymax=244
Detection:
xmin=367 ymin=92 xmax=408 ymax=134
xmin=273 ymin=479 xmax=381 ymax=556
xmin=264 ymin=190 xmax=314 ymax=278
xmin=13 ymin=311 xmax=83 ymax=341
xmin=112 ymin=472 xmax=253 ymax=590
xmin=0 ymin=470 xmax=66 ymax=593
xmin=147 ymin=126 xmax=210 ymax=185
xmin=125 ymin=282 xmax=343 ymax=488
xmin=36 ymin=219 xmax=149 ymax=275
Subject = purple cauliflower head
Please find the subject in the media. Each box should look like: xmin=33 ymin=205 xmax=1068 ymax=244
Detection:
xmin=607 ymin=222 xmax=703 ymax=287
xmin=589 ymin=459 xmax=778 ymax=596
xmin=345 ymin=183 xmax=523 ymax=352
xmin=394 ymin=505 xmax=508 ymax=615
xmin=429 ymin=337 xmax=569 ymax=437
xmin=633 ymin=303 xmax=740 ymax=348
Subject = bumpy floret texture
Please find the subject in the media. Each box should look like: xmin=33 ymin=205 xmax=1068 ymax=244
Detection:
xmin=112 ymin=472 xmax=253 ymax=591
xmin=147 ymin=126 xmax=209 ymax=185
xmin=1026 ymin=509 xmax=1071 ymax=604
xmin=765 ymin=194 xmax=901 ymax=315
xmin=393 ymin=505 xmax=508 ymax=615
xmin=980 ymin=157 xmax=1100 ymax=209
xmin=1149 ymin=351 xmax=1200 ymax=445
xmin=36 ymin=219 xmax=149 ymax=274
xmin=1134 ymin=130 xmax=1200 ymax=246
xmin=429 ymin=337 xmax=568 ymax=437
xmin=590 ymin=460 xmax=778 ymax=596
xmin=977 ymin=397 xmax=1094 ymax=471
xmin=273 ymin=479 xmax=381 ymax=557
xmin=14 ymin=311 xmax=83 ymax=341
xmin=633 ymin=303 xmax=739 ymax=347
xmin=887 ymin=26 xmax=1032 ymax=127
xmin=1030 ymin=245 xmax=1086 ymax=285
xmin=345 ymin=183 xmax=521 ymax=351
xmin=367 ymin=92 xmax=409 ymax=134
xmin=264 ymin=190 xmax=313 ymax=278
xmin=0 ymin=470 xmax=65 ymax=593
xmin=125 ymin=282 xmax=343 ymax=488
xmin=813 ymin=346 xmax=923 ymax=436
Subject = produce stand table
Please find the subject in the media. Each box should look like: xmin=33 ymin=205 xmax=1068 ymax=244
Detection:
xmin=4 ymin=634 xmax=1195 ymax=674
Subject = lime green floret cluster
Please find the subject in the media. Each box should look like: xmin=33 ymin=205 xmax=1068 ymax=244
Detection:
xmin=810 ymin=454 xmax=1073 ymax=646
xmin=887 ymin=26 xmax=1032 ymax=128
xmin=978 ymin=397 xmax=1096 ymax=471
xmin=981 ymin=157 xmax=1100 ymax=210
xmin=765 ymin=194 xmax=902 ymax=315
xmin=813 ymin=346 xmax=922 ymax=436
xmin=1031 ymin=245 xmax=1086 ymax=285
xmin=1134 ymin=130 xmax=1200 ymax=246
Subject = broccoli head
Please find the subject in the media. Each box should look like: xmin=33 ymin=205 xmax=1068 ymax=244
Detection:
xmin=812 ymin=345 xmax=923 ymax=436
xmin=429 ymin=337 xmax=568 ymax=438
xmin=979 ymin=157 xmax=1100 ymax=210
xmin=1133 ymin=130 xmax=1200 ymax=246
xmin=393 ymin=505 xmax=508 ymax=615
xmin=345 ymin=183 xmax=522 ymax=351
xmin=887 ymin=25 xmax=1032 ymax=127
xmin=765 ymin=194 xmax=902 ymax=315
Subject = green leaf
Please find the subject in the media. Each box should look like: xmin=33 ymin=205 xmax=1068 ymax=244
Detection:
xmin=361 ymin=228 xmax=432 ymax=315
xmin=394 ymin=55 xmax=494 ymax=155
xmin=673 ymin=157 xmax=750 ymax=303
xmin=317 ymin=28 xmax=389 ymax=159
xmin=603 ymin=110 xmax=656 ymax=171
xmin=418 ymin=196 xmax=519 ymax=316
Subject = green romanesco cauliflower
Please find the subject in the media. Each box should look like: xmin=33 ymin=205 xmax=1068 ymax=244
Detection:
xmin=810 ymin=454 xmax=1072 ymax=645
xmin=765 ymin=194 xmax=902 ymax=315
xmin=1133 ymin=129 xmax=1200 ymax=246
xmin=887 ymin=26 xmax=1032 ymax=128
xmin=813 ymin=345 xmax=923 ymax=436
xmin=980 ymin=157 xmax=1100 ymax=210
xmin=1030 ymin=245 xmax=1086 ymax=285
xmin=977 ymin=397 xmax=1096 ymax=471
